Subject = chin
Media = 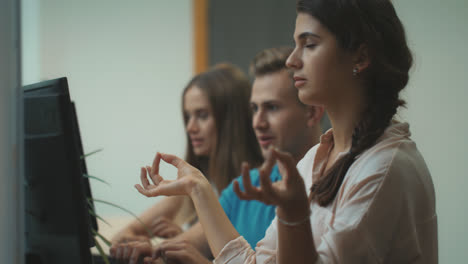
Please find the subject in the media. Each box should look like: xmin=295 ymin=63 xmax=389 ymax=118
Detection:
xmin=193 ymin=149 xmax=208 ymax=157
xmin=298 ymin=90 xmax=323 ymax=106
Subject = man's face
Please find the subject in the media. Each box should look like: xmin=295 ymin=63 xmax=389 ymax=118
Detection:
xmin=251 ymin=69 xmax=312 ymax=160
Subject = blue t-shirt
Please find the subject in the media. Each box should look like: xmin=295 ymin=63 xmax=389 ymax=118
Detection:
xmin=219 ymin=165 xmax=282 ymax=249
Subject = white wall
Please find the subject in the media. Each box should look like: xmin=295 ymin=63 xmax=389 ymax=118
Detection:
xmin=0 ymin=0 xmax=23 ymax=262
xmin=22 ymin=0 xmax=192 ymax=217
xmin=21 ymin=0 xmax=41 ymax=85
xmin=394 ymin=0 xmax=468 ymax=262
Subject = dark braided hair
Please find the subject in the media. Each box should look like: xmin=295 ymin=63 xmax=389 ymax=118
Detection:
xmin=297 ymin=0 xmax=413 ymax=206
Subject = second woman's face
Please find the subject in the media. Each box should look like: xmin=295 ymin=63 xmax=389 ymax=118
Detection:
xmin=183 ymin=86 xmax=217 ymax=157
xmin=286 ymin=13 xmax=356 ymax=106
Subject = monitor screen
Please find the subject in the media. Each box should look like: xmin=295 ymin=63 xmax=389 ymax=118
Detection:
xmin=24 ymin=77 xmax=97 ymax=264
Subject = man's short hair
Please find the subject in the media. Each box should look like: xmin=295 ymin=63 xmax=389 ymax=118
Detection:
xmin=249 ymin=47 xmax=294 ymax=77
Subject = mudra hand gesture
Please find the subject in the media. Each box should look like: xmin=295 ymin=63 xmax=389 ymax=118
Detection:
xmin=235 ymin=147 xmax=310 ymax=221
xmin=136 ymin=148 xmax=310 ymax=223
xmin=135 ymin=152 xmax=209 ymax=198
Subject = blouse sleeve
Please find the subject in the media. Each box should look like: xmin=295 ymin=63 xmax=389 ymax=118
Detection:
xmin=313 ymin=143 xmax=436 ymax=263
xmin=313 ymin=169 xmax=394 ymax=263
xmin=214 ymin=217 xmax=279 ymax=264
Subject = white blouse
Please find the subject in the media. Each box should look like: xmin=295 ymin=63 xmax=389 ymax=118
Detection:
xmin=214 ymin=122 xmax=437 ymax=264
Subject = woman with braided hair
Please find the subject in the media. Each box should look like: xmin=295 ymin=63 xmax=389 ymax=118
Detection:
xmin=136 ymin=0 xmax=437 ymax=263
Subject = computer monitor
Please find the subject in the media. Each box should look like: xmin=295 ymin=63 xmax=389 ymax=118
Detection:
xmin=24 ymin=77 xmax=97 ymax=264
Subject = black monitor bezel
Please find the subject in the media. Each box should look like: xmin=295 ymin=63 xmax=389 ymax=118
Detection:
xmin=23 ymin=77 xmax=97 ymax=263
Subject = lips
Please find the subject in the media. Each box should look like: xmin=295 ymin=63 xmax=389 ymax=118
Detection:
xmin=293 ymin=76 xmax=306 ymax=88
xmin=190 ymin=138 xmax=204 ymax=147
xmin=257 ymin=135 xmax=274 ymax=148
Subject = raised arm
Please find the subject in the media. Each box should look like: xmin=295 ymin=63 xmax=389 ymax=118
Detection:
xmin=136 ymin=150 xmax=318 ymax=264
xmin=135 ymin=152 xmax=240 ymax=257
xmin=233 ymin=148 xmax=317 ymax=264
xmin=174 ymin=222 xmax=212 ymax=258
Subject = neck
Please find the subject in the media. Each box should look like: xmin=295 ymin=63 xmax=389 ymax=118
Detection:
xmin=326 ymin=87 xmax=366 ymax=153
xmin=293 ymin=125 xmax=322 ymax=164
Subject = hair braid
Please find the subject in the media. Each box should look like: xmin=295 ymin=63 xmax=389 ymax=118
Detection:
xmin=302 ymin=0 xmax=412 ymax=207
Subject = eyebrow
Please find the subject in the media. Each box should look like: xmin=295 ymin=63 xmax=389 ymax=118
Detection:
xmin=297 ymin=32 xmax=321 ymax=40
xmin=184 ymin=107 xmax=210 ymax=114
xmin=250 ymin=100 xmax=281 ymax=106
xmin=195 ymin=108 xmax=209 ymax=113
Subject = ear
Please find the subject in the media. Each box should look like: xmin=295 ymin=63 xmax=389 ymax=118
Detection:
xmin=305 ymin=105 xmax=324 ymax=128
xmin=353 ymin=44 xmax=371 ymax=74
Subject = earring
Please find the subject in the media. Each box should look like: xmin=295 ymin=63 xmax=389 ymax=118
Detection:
xmin=352 ymin=67 xmax=359 ymax=76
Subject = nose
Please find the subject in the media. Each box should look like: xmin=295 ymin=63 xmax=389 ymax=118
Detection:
xmin=186 ymin=117 xmax=198 ymax=133
xmin=286 ymin=48 xmax=302 ymax=69
xmin=252 ymin=110 xmax=268 ymax=130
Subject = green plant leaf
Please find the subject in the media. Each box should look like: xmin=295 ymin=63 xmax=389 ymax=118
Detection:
xmin=94 ymin=236 xmax=110 ymax=264
xmin=81 ymin=148 xmax=103 ymax=159
xmin=88 ymin=208 xmax=111 ymax=227
xmin=90 ymin=198 xmax=153 ymax=238
xmin=92 ymin=229 xmax=112 ymax=247
xmin=83 ymin=173 xmax=111 ymax=186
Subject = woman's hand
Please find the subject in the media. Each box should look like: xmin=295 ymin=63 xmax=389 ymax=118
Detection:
xmin=234 ymin=147 xmax=310 ymax=220
xmin=147 ymin=239 xmax=212 ymax=264
xmin=111 ymin=230 xmax=151 ymax=246
xmin=150 ymin=217 xmax=183 ymax=239
xmin=135 ymin=152 xmax=209 ymax=198
xmin=138 ymin=153 xmax=240 ymax=258
xmin=109 ymin=240 xmax=153 ymax=264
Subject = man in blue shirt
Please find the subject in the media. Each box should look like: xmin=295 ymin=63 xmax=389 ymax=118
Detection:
xmin=218 ymin=46 xmax=324 ymax=249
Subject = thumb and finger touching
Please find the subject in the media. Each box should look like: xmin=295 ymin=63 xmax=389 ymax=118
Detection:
xmin=271 ymin=147 xmax=298 ymax=185
xmin=235 ymin=147 xmax=306 ymax=206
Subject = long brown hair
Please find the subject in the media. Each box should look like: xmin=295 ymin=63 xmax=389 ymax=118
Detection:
xmin=297 ymin=0 xmax=413 ymax=206
xmin=182 ymin=64 xmax=263 ymax=192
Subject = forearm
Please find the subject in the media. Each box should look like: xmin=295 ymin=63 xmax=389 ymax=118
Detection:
xmin=174 ymin=222 xmax=213 ymax=259
xmin=139 ymin=196 xmax=185 ymax=223
xmin=135 ymin=153 xmax=240 ymax=257
xmin=277 ymin=205 xmax=318 ymax=264
xmin=116 ymin=196 xmax=185 ymax=239
xmin=190 ymin=181 xmax=240 ymax=257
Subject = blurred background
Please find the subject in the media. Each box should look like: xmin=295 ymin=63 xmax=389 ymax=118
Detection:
xmin=6 ymin=0 xmax=468 ymax=262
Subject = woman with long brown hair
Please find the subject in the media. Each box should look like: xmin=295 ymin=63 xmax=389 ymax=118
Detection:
xmin=110 ymin=63 xmax=262 ymax=253
xmin=136 ymin=0 xmax=437 ymax=263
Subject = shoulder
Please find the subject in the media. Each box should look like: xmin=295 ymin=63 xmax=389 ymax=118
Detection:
xmin=344 ymin=122 xmax=435 ymax=207
xmin=352 ymin=122 xmax=430 ymax=183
